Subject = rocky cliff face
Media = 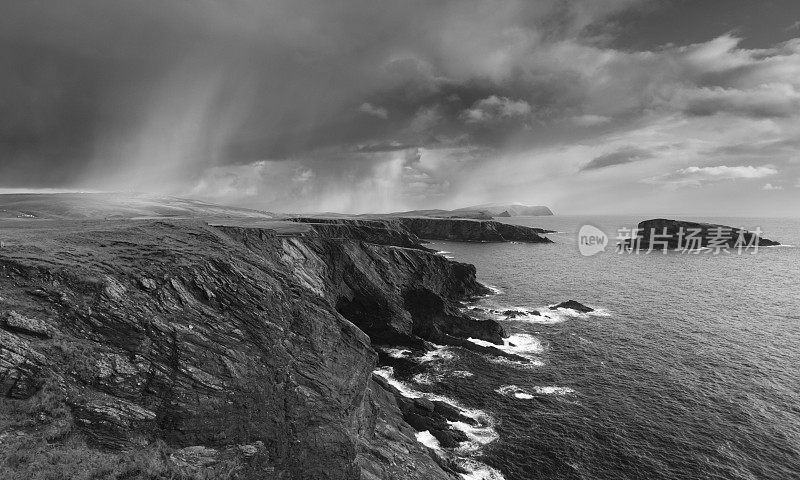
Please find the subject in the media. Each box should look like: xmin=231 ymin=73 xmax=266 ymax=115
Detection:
xmin=396 ymin=217 xmax=554 ymax=243
xmin=0 ymin=218 xmax=519 ymax=479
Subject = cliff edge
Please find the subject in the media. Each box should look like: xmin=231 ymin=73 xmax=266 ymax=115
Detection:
xmin=0 ymin=214 xmax=532 ymax=479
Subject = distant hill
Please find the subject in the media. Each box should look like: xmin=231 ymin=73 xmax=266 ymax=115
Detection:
xmin=0 ymin=193 xmax=275 ymax=221
xmin=455 ymin=203 xmax=553 ymax=217
xmin=350 ymin=203 xmax=553 ymax=220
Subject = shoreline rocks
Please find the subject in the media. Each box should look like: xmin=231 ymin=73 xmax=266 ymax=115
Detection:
xmin=550 ymin=300 xmax=594 ymax=313
xmin=0 ymin=215 xmax=539 ymax=479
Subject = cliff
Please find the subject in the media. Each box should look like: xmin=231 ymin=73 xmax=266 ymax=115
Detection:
xmin=623 ymin=218 xmax=780 ymax=250
xmin=0 ymin=216 xmax=522 ymax=479
xmin=395 ymin=217 xmax=554 ymax=243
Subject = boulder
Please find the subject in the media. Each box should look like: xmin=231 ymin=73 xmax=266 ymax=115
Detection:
xmin=550 ymin=300 xmax=594 ymax=313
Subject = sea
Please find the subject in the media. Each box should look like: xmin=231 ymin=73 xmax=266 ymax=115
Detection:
xmin=376 ymin=215 xmax=800 ymax=480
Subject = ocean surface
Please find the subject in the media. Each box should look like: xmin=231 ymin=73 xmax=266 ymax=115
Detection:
xmin=380 ymin=215 xmax=800 ymax=480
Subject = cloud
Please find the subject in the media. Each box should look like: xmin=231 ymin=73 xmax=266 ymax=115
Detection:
xmin=359 ymin=103 xmax=389 ymax=119
xmin=672 ymin=84 xmax=800 ymax=118
xmin=762 ymin=183 xmax=783 ymax=190
xmin=460 ymin=96 xmax=532 ymax=124
xmin=571 ymin=114 xmax=612 ymax=126
xmin=580 ymin=146 xmax=654 ymax=171
xmin=1 ymin=1 xmax=800 ymax=215
xmin=645 ymin=165 xmax=778 ymax=188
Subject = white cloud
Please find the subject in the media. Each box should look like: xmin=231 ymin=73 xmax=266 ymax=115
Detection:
xmin=359 ymin=102 xmax=388 ymax=119
xmin=671 ymin=84 xmax=800 ymax=118
xmin=762 ymin=183 xmax=783 ymax=190
xmin=460 ymin=95 xmax=531 ymax=124
xmin=644 ymin=165 xmax=778 ymax=188
xmin=571 ymin=114 xmax=612 ymax=126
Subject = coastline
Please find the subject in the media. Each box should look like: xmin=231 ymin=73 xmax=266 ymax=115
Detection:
xmin=0 ymin=215 xmax=551 ymax=479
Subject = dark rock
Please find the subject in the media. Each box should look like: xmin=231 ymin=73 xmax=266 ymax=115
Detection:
xmin=414 ymin=398 xmax=435 ymax=412
xmin=550 ymin=300 xmax=594 ymax=313
xmin=0 ymin=329 xmax=47 ymax=399
xmin=138 ymin=277 xmax=157 ymax=291
xmin=429 ymin=429 xmax=467 ymax=448
xmin=396 ymin=217 xmax=553 ymax=243
xmin=495 ymin=210 xmax=512 ymax=218
xmin=2 ymin=311 xmax=54 ymax=339
xmin=0 ymin=216 xmax=510 ymax=479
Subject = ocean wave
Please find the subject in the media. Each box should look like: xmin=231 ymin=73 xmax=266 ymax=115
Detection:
xmin=533 ymin=386 xmax=576 ymax=395
xmin=448 ymin=420 xmax=499 ymax=453
xmin=484 ymin=284 xmax=504 ymax=295
xmin=546 ymin=305 xmax=612 ymax=319
xmin=466 ymin=304 xmax=582 ymax=324
xmin=412 ymin=372 xmax=439 ymax=385
xmin=374 ymin=366 xmax=423 ymax=398
xmin=467 ymin=333 xmax=544 ymax=356
xmin=495 ymin=385 xmax=534 ymax=400
xmin=415 ymin=430 xmax=442 ymax=450
xmin=496 ymin=384 xmax=576 ymax=399
xmin=456 ymin=459 xmax=507 ymax=480
xmin=373 ymin=367 xmax=498 ymax=445
xmin=381 ymin=347 xmax=412 ymax=359
xmin=488 ymin=355 xmax=545 ymax=369
xmin=418 ymin=344 xmax=455 ymax=363
xmin=450 ymin=370 xmax=474 ymax=378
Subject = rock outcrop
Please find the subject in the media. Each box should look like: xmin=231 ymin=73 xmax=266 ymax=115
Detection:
xmin=622 ymin=219 xmax=780 ymax=250
xmin=395 ymin=217 xmax=554 ymax=243
xmin=550 ymin=300 xmax=594 ymax=313
xmin=0 ymin=216 xmax=520 ymax=479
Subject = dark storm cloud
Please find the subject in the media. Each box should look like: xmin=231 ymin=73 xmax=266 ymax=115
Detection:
xmin=0 ymin=0 xmax=645 ymax=190
xmin=580 ymin=146 xmax=654 ymax=171
xmin=2 ymin=0 xmax=800 ymax=216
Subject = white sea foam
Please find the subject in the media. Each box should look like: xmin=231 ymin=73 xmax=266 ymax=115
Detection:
xmin=468 ymin=303 xmax=571 ymax=324
xmin=373 ymin=366 xmax=500 ymax=458
xmin=373 ymin=367 xmax=493 ymax=426
xmin=496 ymin=384 xmax=575 ymax=399
xmin=545 ymin=305 xmax=612 ymax=320
xmin=382 ymin=347 xmax=412 ymax=359
xmin=495 ymin=385 xmax=533 ymax=400
xmin=412 ymin=372 xmax=438 ymax=385
xmin=418 ymin=344 xmax=455 ymax=363
xmin=450 ymin=370 xmax=474 ymax=378
xmin=484 ymin=285 xmax=504 ymax=295
xmin=533 ymin=386 xmax=576 ymax=395
xmin=415 ymin=430 xmax=442 ymax=450
xmin=468 ymin=333 xmax=544 ymax=356
xmin=373 ymin=367 xmax=422 ymax=398
xmin=448 ymin=420 xmax=499 ymax=453
xmin=488 ymin=355 xmax=545 ymax=369
xmin=456 ymin=458 xmax=507 ymax=480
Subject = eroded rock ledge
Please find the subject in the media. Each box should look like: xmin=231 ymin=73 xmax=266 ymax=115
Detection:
xmin=0 ymin=216 xmax=546 ymax=479
xmin=290 ymin=216 xmax=554 ymax=244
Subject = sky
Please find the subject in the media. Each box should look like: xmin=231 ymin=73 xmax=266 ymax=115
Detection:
xmin=2 ymin=0 xmax=800 ymax=216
